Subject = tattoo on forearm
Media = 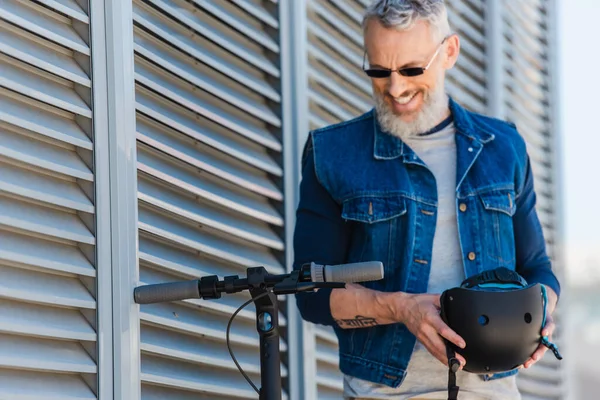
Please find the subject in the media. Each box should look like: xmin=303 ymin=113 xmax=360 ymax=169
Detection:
xmin=334 ymin=315 xmax=378 ymax=328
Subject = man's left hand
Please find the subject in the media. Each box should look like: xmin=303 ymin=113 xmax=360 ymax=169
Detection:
xmin=520 ymin=285 xmax=558 ymax=369
xmin=521 ymin=312 xmax=556 ymax=369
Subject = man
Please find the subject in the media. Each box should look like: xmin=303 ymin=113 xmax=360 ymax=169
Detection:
xmin=292 ymin=0 xmax=561 ymax=399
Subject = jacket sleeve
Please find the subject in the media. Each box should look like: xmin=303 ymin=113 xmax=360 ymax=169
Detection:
xmin=513 ymin=155 xmax=561 ymax=300
xmin=292 ymin=134 xmax=352 ymax=326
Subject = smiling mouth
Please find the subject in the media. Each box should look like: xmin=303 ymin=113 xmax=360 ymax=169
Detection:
xmin=393 ymin=92 xmax=418 ymax=105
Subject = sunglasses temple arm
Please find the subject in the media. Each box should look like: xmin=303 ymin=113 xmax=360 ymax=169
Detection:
xmin=424 ymin=44 xmax=443 ymax=71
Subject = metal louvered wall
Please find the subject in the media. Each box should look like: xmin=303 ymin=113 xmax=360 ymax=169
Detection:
xmin=131 ymin=0 xmax=288 ymax=399
xmin=0 ymin=0 xmax=564 ymax=399
xmin=0 ymin=0 xmax=98 ymax=398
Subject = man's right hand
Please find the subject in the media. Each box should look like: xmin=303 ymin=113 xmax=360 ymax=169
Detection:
xmin=395 ymin=293 xmax=467 ymax=369
xmin=330 ymin=286 xmax=467 ymax=369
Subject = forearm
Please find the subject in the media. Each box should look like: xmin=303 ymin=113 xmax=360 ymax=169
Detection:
xmin=330 ymin=283 xmax=402 ymax=328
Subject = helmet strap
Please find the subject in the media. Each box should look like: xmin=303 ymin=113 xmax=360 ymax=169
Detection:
xmin=446 ymin=342 xmax=460 ymax=400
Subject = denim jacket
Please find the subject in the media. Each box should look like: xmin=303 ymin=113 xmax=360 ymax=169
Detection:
xmin=292 ymin=97 xmax=561 ymax=388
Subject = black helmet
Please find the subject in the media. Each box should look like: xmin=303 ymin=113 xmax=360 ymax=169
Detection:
xmin=439 ymin=267 xmax=562 ymax=399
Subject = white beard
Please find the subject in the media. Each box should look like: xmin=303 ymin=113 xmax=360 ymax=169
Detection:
xmin=373 ymin=81 xmax=449 ymax=141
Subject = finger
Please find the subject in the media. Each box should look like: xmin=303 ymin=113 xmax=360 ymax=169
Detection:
xmin=428 ymin=341 xmax=450 ymax=367
xmin=523 ymin=346 xmax=544 ymax=368
xmin=428 ymin=328 xmax=467 ymax=369
xmin=523 ymin=353 xmax=539 ymax=369
xmin=431 ymin=318 xmax=466 ymax=349
xmin=432 ymin=294 xmax=441 ymax=308
xmin=428 ymin=318 xmax=467 ymax=369
xmin=523 ymin=346 xmax=548 ymax=368
xmin=542 ymin=320 xmax=556 ymax=337
xmin=419 ymin=338 xmax=447 ymax=366
xmin=532 ymin=346 xmax=548 ymax=362
xmin=524 ymin=357 xmax=536 ymax=369
xmin=453 ymin=352 xmax=467 ymax=370
xmin=419 ymin=327 xmax=450 ymax=366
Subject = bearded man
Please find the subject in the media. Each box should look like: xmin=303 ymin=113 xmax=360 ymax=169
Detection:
xmin=292 ymin=0 xmax=561 ymax=399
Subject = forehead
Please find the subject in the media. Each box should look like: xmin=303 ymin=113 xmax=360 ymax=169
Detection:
xmin=363 ymin=19 xmax=436 ymax=60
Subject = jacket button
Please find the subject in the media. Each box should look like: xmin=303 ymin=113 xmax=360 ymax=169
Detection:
xmin=459 ymin=203 xmax=467 ymax=212
xmin=468 ymin=252 xmax=476 ymax=261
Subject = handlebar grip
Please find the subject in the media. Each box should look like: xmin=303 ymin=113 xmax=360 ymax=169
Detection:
xmin=134 ymin=280 xmax=200 ymax=304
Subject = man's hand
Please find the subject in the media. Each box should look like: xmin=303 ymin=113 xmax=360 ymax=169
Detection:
xmin=330 ymin=286 xmax=467 ymax=368
xmin=397 ymin=293 xmax=467 ymax=369
xmin=521 ymin=313 xmax=556 ymax=369
xmin=521 ymin=285 xmax=558 ymax=369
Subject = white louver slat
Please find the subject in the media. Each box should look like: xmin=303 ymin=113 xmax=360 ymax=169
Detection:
xmin=132 ymin=0 xmax=288 ymax=398
xmin=0 ymin=0 xmax=97 ymax=398
xmin=445 ymin=0 xmax=487 ymax=113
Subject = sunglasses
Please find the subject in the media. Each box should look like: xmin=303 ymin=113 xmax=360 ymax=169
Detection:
xmin=362 ymin=36 xmax=449 ymax=78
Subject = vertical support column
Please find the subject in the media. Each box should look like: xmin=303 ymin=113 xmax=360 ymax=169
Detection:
xmin=485 ymin=0 xmax=505 ymax=118
xmin=89 ymin=0 xmax=113 ymax=398
xmin=103 ymin=0 xmax=140 ymax=399
xmin=545 ymin=0 xmax=570 ymax=398
xmin=280 ymin=0 xmax=317 ymax=399
xmin=546 ymin=0 xmax=566 ymax=285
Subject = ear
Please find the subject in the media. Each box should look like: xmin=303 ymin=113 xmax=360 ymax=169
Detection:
xmin=443 ymin=34 xmax=460 ymax=70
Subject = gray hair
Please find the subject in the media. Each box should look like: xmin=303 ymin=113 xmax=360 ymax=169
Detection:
xmin=362 ymin=0 xmax=451 ymax=42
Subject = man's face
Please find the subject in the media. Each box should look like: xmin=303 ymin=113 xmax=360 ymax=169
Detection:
xmin=363 ymin=19 xmax=459 ymax=136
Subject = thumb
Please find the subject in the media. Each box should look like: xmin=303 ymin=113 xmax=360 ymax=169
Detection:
xmin=542 ymin=315 xmax=556 ymax=337
xmin=433 ymin=293 xmax=441 ymax=308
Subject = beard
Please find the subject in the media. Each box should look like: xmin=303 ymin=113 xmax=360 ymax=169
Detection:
xmin=373 ymin=81 xmax=449 ymax=141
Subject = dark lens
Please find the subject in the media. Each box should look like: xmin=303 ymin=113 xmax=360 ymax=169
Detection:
xmin=365 ymin=69 xmax=391 ymax=78
xmin=400 ymin=68 xmax=425 ymax=77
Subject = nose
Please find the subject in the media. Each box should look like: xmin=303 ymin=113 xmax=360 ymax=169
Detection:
xmin=387 ymin=72 xmax=408 ymax=98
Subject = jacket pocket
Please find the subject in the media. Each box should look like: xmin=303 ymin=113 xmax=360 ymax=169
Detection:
xmin=342 ymin=194 xmax=407 ymax=224
xmin=342 ymin=194 xmax=407 ymax=274
xmin=478 ymin=189 xmax=516 ymax=267
xmin=479 ymin=190 xmax=516 ymax=217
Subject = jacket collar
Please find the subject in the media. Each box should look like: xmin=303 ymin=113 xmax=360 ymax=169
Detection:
xmin=373 ymin=96 xmax=495 ymax=160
